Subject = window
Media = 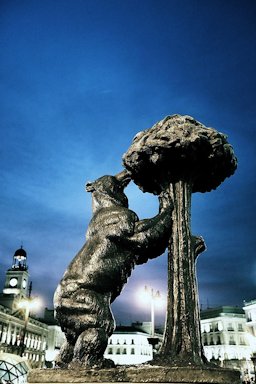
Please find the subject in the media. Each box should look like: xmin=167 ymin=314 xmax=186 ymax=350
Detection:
xmin=227 ymin=323 xmax=234 ymax=331
xmin=131 ymin=348 xmax=135 ymax=355
xmin=202 ymin=335 xmax=208 ymax=345
xmin=238 ymin=323 xmax=243 ymax=331
xmin=116 ymin=348 xmax=120 ymax=354
xmin=122 ymin=348 xmax=127 ymax=354
xmin=108 ymin=348 xmax=113 ymax=354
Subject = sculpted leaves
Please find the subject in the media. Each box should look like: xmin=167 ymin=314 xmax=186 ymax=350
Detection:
xmin=123 ymin=114 xmax=237 ymax=194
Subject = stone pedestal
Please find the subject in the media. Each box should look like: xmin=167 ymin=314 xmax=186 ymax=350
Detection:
xmin=28 ymin=365 xmax=241 ymax=384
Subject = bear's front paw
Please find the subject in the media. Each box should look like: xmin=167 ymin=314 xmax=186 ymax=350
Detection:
xmin=159 ymin=190 xmax=173 ymax=211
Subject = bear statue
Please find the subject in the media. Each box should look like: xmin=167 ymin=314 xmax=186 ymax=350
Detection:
xmin=54 ymin=169 xmax=172 ymax=368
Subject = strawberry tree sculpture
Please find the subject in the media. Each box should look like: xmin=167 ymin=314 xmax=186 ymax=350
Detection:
xmin=123 ymin=114 xmax=237 ymax=365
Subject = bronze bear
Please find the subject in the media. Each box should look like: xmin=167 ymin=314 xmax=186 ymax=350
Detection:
xmin=54 ymin=170 xmax=172 ymax=368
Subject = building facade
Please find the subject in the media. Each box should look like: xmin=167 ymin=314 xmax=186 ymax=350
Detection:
xmin=201 ymin=306 xmax=255 ymax=380
xmin=104 ymin=325 xmax=153 ymax=365
xmin=103 ymin=307 xmax=256 ymax=381
xmin=243 ymin=299 xmax=256 ymax=352
xmin=243 ymin=300 xmax=256 ymax=337
xmin=0 ymin=303 xmax=48 ymax=368
xmin=0 ymin=247 xmax=49 ymax=368
xmin=42 ymin=309 xmax=66 ymax=366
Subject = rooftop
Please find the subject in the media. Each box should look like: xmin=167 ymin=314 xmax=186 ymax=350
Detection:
xmin=243 ymin=299 xmax=256 ymax=307
xmin=114 ymin=325 xmax=148 ymax=334
xmin=200 ymin=306 xmax=245 ymax=320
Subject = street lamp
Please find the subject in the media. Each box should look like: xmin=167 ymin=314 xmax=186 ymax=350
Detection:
xmin=141 ymin=285 xmax=164 ymax=352
xmin=143 ymin=286 xmax=160 ymax=337
xmin=17 ymin=297 xmax=41 ymax=356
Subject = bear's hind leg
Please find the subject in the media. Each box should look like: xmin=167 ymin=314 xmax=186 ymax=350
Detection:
xmin=55 ymin=339 xmax=75 ymax=368
xmin=69 ymin=328 xmax=115 ymax=368
xmin=54 ymin=325 xmax=77 ymax=368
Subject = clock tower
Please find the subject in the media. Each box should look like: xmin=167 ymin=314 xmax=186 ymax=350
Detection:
xmin=0 ymin=246 xmax=30 ymax=310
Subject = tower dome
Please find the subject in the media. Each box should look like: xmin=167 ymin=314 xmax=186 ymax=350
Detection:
xmin=12 ymin=245 xmax=27 ymax=270
xmin=14 ymin=247 xmax=27 ymax=259
xmin=2 ymin=245 xmax=30 ymax=305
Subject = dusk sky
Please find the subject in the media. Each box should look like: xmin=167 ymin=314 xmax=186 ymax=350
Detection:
xmin=0 ymin=0 xmax=255 ymax=325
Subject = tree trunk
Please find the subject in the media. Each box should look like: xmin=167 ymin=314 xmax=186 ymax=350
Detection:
xmin=157 ymin=180 xmax=205 ymax=365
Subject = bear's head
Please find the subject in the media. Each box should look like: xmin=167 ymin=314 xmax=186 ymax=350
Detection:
xmin=86 ymin=170 xmax=131 ymax=211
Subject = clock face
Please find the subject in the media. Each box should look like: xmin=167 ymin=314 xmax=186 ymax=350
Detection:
xmin=22 ymin=279 xmax=27 ymax=289
xmin=9 ymin=278 xmax=18 ymax=287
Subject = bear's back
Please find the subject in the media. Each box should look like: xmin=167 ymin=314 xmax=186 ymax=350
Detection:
xmin=86 ymin=206 xmax=138 ymax=240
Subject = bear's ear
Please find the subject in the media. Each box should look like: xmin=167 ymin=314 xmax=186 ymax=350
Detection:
xmin=85 ymin=182 xmax=95 ymax=192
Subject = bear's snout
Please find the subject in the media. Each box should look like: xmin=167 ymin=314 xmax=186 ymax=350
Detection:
xmin=86 ymin=182 xmax=95 ymax=192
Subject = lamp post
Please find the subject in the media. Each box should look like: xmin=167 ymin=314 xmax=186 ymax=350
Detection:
xmin=17 ymin=297 xmax=41 ymax=357
xmin=143 ymin=286 xmax=162 ymax=351
xmin=144 ymin=286 xmax=160 ymax=337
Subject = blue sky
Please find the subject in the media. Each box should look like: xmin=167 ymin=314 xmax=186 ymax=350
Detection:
xmin=0 ymin=0 xmax=255 ymax=325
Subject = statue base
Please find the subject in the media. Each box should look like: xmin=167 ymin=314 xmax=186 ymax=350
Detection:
xmin=28 ymin=365 xmax=240 ymax=383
